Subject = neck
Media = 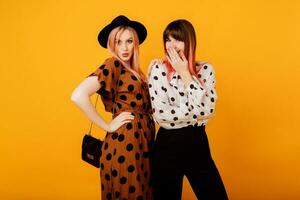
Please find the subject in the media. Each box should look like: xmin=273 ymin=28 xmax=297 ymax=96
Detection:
xmin=125 ymin=60 xmax=131 ymax=66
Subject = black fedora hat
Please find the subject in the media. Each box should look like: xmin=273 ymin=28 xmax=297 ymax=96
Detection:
xmin=98 ymin=15 xmax=147 ymax=48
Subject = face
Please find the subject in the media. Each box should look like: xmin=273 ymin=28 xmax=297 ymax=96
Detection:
xmin=115 ymin=29 xmax=134 ymax=63
xmin=165 ymin=35 xmax=185 ymax=55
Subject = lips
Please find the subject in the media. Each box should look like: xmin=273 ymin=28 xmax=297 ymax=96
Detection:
xmin=122 ymin=53 xmax=129 ymax=57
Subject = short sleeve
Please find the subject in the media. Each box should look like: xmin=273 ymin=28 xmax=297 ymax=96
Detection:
xmin=88 ymin=57 xmax=122 ymax=99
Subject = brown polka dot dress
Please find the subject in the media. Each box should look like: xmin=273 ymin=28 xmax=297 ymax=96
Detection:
xmin=88 ymin=57 xmax=155 ymax=200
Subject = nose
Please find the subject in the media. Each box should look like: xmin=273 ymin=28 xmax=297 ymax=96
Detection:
xmin=121 ymin=42 xmax=128 ymax=51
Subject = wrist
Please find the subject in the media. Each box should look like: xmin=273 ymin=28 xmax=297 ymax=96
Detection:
xmin=103 ymin=123 xmax=110 ymax=132
xmin=180 ymin=71 xmax=192 ymax=86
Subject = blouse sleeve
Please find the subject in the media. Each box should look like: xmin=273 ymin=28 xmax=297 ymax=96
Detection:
xmin=148 ymin=61 xmax=198 ymax=126
xmin=87 ymin=57 xmax=122 ymax=100
xmin=186 ymin=63 xmax=217 ymax=116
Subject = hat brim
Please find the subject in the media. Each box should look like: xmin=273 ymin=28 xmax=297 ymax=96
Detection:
xmin=98 ymin=20 xmax=147 ymax=48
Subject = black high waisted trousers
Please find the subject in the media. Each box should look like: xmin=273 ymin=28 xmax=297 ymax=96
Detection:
xmin=150 ymin=125 xmax=228 ymax=200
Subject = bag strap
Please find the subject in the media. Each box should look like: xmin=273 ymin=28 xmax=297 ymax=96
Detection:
xmin=88 ymin=63 xmax=122 ymax=136
xmin=87 ymin=94 xmax=100 ymax=135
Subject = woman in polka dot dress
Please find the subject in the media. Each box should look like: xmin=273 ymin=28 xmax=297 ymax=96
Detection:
xmin=71 ymin=16 xmax=155 ymax=200
xmin=148 ymin=20 xmax=228 ymax=200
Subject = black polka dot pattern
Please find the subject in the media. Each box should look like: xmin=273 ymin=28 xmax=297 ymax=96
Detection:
xmin=106 ymin=153 xmax=112 ymax=161
xmin=112 ymin=169 xmax=118 ymax=177
xmin=128 ymin=84 xmax=134 ymax=92
xmin=128 ymin=165 xmax=135 ymax=173
xmin=126 ymin=143 xmax=134 ymax=151
xmin=118 ymin=134 xmax=125 ymax=142
xmin=120 ymin=95 xmax=127 ymax=101
xmin=129 ymin=186 xmax=136 ymax=193
xmin=111 ymin=132 xmax=118 ymax=140
xmin=136 ymin=93 xmax=142 ymax=100
xmin=103 ymin=69 xmax=109 ymax=76
xmin=126 ymin=123 xmax=133 ymax=130
xmin=148 ymin=59 xmax=217 ymax=129
xmin=114 ymin=60 xmax=120 ymax=67
xmin=118 ymin=155 xmax=125 ymax=163
xmin=89 ymin=58 xmax=155 ymax=199
xmin=120 ymin=176 xmax=127 ymax=184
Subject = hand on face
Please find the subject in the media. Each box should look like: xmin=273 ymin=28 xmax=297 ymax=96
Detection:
xmin=166 ymin=47 xmax=188 ymax=73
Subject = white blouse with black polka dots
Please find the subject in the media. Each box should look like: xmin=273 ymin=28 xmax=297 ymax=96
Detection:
xmin=148 ymin=60 xmax=217 ymax=129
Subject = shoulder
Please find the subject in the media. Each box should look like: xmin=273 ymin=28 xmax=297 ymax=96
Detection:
xmin=95 ymin=57 xmax=123 ymax=78
xmin=148 ymin=59 xmax=166 ymax=76
xmin=102 ymin=57 xmax=122 ymax=69
xmin=88 ymin=57 xmax=122 ymax=78
xmin=196 ymin=61 xmax=215 ymax=75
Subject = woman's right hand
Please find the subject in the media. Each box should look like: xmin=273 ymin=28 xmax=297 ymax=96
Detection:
xmin=166 ymin=47 xmax=188 ymax=74
xmin=106 ymin=112 xmax=134 ymax=132
xmin=197 ymin=113 xmax=214 ymax=121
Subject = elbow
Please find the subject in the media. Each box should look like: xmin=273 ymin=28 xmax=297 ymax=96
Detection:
xmin=70 ymin=89 xmax=83 ymax=104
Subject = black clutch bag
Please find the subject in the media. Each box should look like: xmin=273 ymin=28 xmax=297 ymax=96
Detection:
xmin=81 ymin=94 xmax=103 ymax=168
xmin=82 ymin=133 xmax=103 ymax=168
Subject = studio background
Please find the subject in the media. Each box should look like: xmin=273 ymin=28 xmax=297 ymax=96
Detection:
xmin=0 ymin=0 xmax=299 ymax=199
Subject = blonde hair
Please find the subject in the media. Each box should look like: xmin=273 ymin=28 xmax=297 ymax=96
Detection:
xmin=107 ymin=26 xmax=145 ymax=81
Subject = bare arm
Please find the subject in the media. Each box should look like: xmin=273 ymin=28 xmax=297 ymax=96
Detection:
xmin=71 ymin=76 xmax=110 ymax=131
xmin=71 ymin=76 xmax=133 ymax=134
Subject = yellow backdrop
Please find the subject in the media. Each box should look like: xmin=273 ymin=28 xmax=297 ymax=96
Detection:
xmin=1 ymin=0 xmax=300 ymax=199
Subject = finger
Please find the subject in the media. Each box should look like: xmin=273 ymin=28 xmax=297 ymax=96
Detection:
xmin=173 ymin=48 xmax=183 ymax=62
xmin=115 ymin=115 xmax=133 ymax=123
xmin=179 ymin=51 xmax=187 ymax=62
xmin=171 ymin=48 xmax=181 ymax=61
xmin=119 ymin=114 xmax=134 ymax=121
xmin=166 ymin=55 xmax=173 ymax=66
xmin=169 ymin=48 xmax=178 ymax=62
xmin=112 ymin=117 xmax=133 ymax=128
xmin=120 ymin=111 xmax=131 ymax=115
xmin=116 ymin=112 xmax=128 ymax=118
xmin=121 ymin=120 xmax=132 ymax=125
xmin=124 ymin=116 xmax=134 ymax=121
xmin=122 ymin=112 xmax=135 ymax=118
xmin=119 ymin=112 xmax=134 ymax=118
xmin=167 ymin=48 xmax=176 ymax=62
xmin=204 ymin=114 xmax=214 ymax=119
xmin=114 ymin=114 xmax=124 ymax=121
xmin=166 ymin=48 xmax=172 ymax=61
xmin=197 ymin=114 xmax=211 ymax=120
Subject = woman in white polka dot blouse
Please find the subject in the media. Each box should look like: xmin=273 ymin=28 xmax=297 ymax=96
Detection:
xmin=148 ymin=19 xmax=228 ymax=200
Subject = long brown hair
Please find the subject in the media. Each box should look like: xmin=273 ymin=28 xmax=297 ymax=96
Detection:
xmin=163 ymin=19 xmax=197 ymax=80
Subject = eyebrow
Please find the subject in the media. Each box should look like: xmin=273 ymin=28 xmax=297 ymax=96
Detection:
xmin=115 ymin=37 xmax=133 ymax=41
